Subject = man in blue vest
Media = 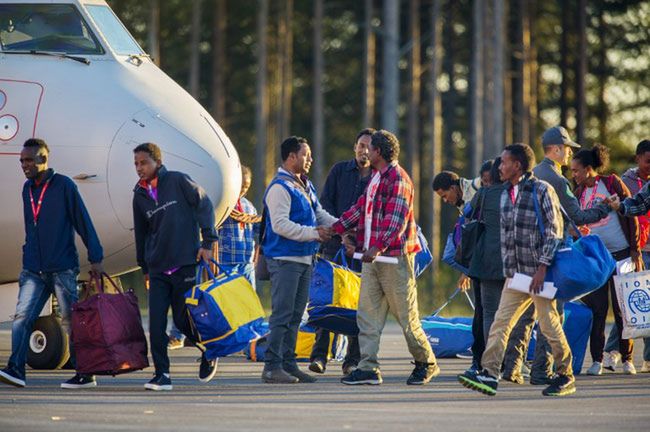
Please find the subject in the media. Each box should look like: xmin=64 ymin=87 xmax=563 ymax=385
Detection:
xmin=261 ymin=136 xmax=337 ymax=384
xmin=0 ymin=138 xmax=104 ymax=389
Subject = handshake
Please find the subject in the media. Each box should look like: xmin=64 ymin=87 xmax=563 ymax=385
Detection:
xmin=315 ymin=225 xmax=334 ymax=242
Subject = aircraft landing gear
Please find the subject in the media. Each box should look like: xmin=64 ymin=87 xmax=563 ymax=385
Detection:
xmin=26 ymin=315 xmax=70 ymax=370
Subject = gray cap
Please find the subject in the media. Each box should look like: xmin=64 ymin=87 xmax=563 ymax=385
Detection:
xmin=541 ymin=126 xmax=581 ymax=148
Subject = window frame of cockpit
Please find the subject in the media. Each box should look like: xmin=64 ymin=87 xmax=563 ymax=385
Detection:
xmin=0 ymin=2 xmax=106 ymax=55
xmin=82 ymin=2 xmax=145 ymax=58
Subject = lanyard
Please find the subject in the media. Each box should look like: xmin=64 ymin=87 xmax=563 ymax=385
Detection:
xmin=580 ymin=178 xmax=599 ymax=210
xmin=29 ymin=179 xmax=51 ymax=226
xmin=146 ymin=184 xmax=158 ymax=203
xmin=509 ymin=186 xmax=517 ymax=204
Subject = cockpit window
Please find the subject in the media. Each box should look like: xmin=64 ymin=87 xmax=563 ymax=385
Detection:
xmin=0 ymin=4 xmax=103 ymax=54
xmin=85 ymin=5 xmax=143 ymax=56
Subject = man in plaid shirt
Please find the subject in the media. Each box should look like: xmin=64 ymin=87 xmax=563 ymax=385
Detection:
xmin=333 ymin=130 xmax=439 ymax=386
xmin=216 ymin=165 xmax=261 ymax=290
xmin=458 ymin=143 xmax=576 ymax=397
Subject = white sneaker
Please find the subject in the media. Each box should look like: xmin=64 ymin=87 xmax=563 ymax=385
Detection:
xmin=603 ymin=351 xmax=620 ymax=371
xmin=586 ymin=361 xmax=603 ymax=376
xmin=622 ymin=361 xmax=637 ymax=375
xmin=641 ymin=361 xmax=650 ymax=373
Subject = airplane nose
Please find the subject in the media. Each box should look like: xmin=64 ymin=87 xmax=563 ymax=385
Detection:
xmin=107 ymin=109 xmax=241 ymax=231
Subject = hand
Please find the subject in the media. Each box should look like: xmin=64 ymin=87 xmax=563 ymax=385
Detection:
xmin=361 ymin=246 xmax=381 ymax=263
xmin=143 ymin=274 xmax=150 ymax=290
xmin=196 ymin=247 xmax=212 ymax=263
xmin=577 ymin=225 xmax=591 ymax=236
xmin=342 ymin=234 xmax=356 ymax=257
xmin=316 ymin=226 xmax=333 ymax=242
xmin=604 ymin=195 xmax=621 ymax=211
xmin=89 ymin=262 xmax=104 ymax=278
xmin=529 ymin=264 xmax=547 ymax=295
xmin=458 ymin=274 xmax=471 ymax=292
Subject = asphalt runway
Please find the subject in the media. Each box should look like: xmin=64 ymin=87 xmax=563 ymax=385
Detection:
xmin=0 ymin=325 xmax=648 ymax=432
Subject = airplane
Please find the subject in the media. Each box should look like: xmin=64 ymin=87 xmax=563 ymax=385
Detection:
xmin=0 ymin=0 xmax=242 ymax=369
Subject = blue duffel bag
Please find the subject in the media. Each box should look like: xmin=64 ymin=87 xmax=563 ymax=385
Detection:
xmin=414 ymin=226 xmax=433 ymax=278
xmin=526 ymin=301 xmax=593 ymax=375
xmin=421 ymin=288 xmax=474 ymax=358
xmin=532 ymin=185 xmax=616 ymax=301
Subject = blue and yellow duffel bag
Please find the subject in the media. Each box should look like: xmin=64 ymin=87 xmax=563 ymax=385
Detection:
xmin=186 ymin=259 xmax=265 ymax=359
xmin=307 ymin=250 xmax=361 ymax=336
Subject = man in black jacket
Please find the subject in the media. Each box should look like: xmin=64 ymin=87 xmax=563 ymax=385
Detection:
xmin=132 ymin=143 xmax=218 ymax=391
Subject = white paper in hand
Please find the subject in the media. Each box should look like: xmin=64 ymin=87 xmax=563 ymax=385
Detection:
xmin=506 ymin=273 xmax=557 ymax=299
xmin=352 ymin=252 xmax=398 ymax=264
xmin=616 ymin=258 xmax=635 ymax=275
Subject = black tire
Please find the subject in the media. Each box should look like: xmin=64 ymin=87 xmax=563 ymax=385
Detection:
xmin=26 ymin=315 xmax=70 ymax=370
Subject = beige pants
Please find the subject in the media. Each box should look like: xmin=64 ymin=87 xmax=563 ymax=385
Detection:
xmin=356 ymin=253 xmax=436 ymax=371
xmin=481 ymin=279 xmax=573 ymax=378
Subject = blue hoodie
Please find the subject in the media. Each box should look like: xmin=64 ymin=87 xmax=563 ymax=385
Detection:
xmin=22 ymin=169 xmax=103 ymax=273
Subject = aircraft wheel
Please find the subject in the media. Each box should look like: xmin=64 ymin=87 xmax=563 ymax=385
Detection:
xmin=26 ymin=315 xmax=70 ymax=370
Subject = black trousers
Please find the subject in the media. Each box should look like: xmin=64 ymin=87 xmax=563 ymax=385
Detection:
xmin=148 ymin=265 xmax=199 ymax=375
xmin=310 ymin=330 xmax=360 ymax=366
xmin=471 ymin=278 xmax=485 ymax=367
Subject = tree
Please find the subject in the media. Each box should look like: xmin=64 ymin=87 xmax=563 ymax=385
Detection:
xmin=312 ymin=0 xmax=325 ymax=189
xmin=189 ymin=0 xmax=203 ymax=98
xmin=254 ymin=0 xmax=269 ymax=205
xmin=147 ymin=0 xmax=160 ymax=65
xmin=469 ymin=0 xmax=484 ymax=175
xmin=211 ymin=0 xmax=227 ymax=125
xmin=407 ymin=0 xmax=421 ymax=217
xmin=381 ymin=0 xmax=399 ymax=133
xmin=362 ymin=0 xmax=376 ymax=128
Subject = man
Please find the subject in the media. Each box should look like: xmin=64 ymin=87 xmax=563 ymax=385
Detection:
xmin=132 ymin=142 xmax=218 ymax=391
xmin=333 ymin=130 xmax=439 ymax=386
xmin=261 ymin=136 xmax=336 ymax=384
xmin=216 ymin=165 xmax=261 ymax=288
xmin=308 ymin=128 xmax=374 ymax=376
xmin=433 ymin=170 xmax=481 ymax=209
xmin=0 ymin=138 xmax=103 ymax=389
xmin=458 ymin=143 xmax=576 ymax=397
xmin=525 ymin=125 xmax=613 ymax=384
xmin=604 ymin=139 xmax=650 ymax=373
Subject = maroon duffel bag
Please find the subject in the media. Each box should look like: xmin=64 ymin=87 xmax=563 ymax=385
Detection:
xmin=71 ymin=274 xmax=149 ymax=375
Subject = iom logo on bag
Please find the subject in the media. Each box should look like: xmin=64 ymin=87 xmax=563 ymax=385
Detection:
xmin=628 ymin=289 xmax=650 ymax=315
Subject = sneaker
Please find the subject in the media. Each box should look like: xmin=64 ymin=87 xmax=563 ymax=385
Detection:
xmin=308 ymin=359 xmax=326 ymax=374
xmin=530 ymin=374 xmax=554 ymax=386
xmin=341 ymin=368 xmax=382 ymax=385
xmin=0 ymin=367 xmax=25 ymax=388
xmin=622 ymin=361 xmax=637 ymax=375
xmin=641 ymin=360 xmax=650 ymax=373
xmin=465 ymin=360 xmax=480 ymax=374
xmin=61 ymin=374 xmax=97 ymax=389
xmin=586 ymin=361 xmax=603 ymax=376
xmin=168 ymin=337 xmax=185 ymax=351
xmin=285 ymin=367 xmax=317 ymax=383
xmin=198 ymin=354 xmax=218 ymax=383
xmin=144 ymin=374 xmax=172 ymax=391
xmin=261 ymin=368 xmax=299 ymax=384
xmin=457 ymin=369 xmax=498 ymax=396
xmin=406 ymin=362 xmax=440 ymax=385
xmin=603 ymin=351 xmax=620 ymax=372
xmin=341 ymin=362 xmax=357 ymax=376
xmin=502 ymin=373 xmax=524 ymax=385
xmin=542 ymin=374 xmax=576 ymax=396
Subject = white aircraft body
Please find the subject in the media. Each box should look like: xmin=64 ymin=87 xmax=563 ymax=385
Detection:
xmin=0 ymin=0 xmax=241 ymax=368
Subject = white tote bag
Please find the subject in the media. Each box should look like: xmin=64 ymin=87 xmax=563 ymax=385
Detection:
xmin=613 ymin=270 xmax=650 ymax=339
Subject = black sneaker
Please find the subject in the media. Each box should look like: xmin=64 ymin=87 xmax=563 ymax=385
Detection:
xmin=542 ymin=374 xmax=576 ymax=397
xmin=530 ymin=374 xmax=554 ymax=386
xmin=341 ymin=368 xmax=382 ymax=385
xmin=407 ymin=361 xmax=440 ymax=385
xmin=285 ymin=367 xmax=318 ymax=383
xmin=61 ymin=374 xmax=97 ymax=389
xmin=308 ymin=359 xmax=326 ymax=374
xmin=457 ymin=369 xmax=498 ymax=396
xmin=0 ymin=366 xmax=25 ymax=388
xmin=144 ymin=374 xmax=173 ymax=391
xmin=198 ymin=354 xmax=218 ymax=383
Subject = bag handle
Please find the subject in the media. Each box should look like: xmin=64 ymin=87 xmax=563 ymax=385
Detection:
xmin=469 ymin=188 xmax=487 ymax=222
xmin=87 ymin=272 xmax=123 ymax=295
xmin=431 ymin=287 xmax=475 ymax=317
xmin=531 ymin=182 xmax=581 ymax=239
xmin=195 ymin=258 xmax=233 ymax=285
xmin=333 ymin=247 xmax=350 ymax=268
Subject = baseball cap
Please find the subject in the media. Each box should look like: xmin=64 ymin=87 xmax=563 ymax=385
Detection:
xmin=541 ymin=126 xmax=581 ymax=149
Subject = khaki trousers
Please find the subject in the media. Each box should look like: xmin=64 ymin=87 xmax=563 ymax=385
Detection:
xmin=357 ymin=253 xmax=436 ymax=371
xmin=481 ymin=279 xmax=573 ymax=378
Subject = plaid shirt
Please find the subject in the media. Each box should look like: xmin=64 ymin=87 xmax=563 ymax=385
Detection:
xmin=333 ymin=162 xmax=421 ymax=256
xmin=501 ymin=175 xmax=563 ymax=278
xmin=217 ymin=197 xmax=259 ymax=264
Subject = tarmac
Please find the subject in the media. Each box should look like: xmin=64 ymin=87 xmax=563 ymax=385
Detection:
xmin=0 ymin=324 xmax=649 ymax=432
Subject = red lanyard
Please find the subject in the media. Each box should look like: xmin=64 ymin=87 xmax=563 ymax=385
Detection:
xmin=29 ymin=179 xmax=51 ymax=226
xmin=580 ymin=178 xmax=599 ymax=209
xmin=509 ymin=186 xmax=516 ymax=204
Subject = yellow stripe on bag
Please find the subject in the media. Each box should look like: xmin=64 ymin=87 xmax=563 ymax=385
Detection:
xmin=207 ymin=276 xmax=265 ymax=329
xmin=331 ymin=267 xmax=360 ymax=309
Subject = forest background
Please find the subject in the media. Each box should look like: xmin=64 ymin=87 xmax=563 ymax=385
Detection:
xmin=110 ymin=0 xmax=649 ymax=313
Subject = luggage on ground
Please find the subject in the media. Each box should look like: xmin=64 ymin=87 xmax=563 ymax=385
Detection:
xmin=421 ymin=288 xmax=474 ymax=358
xmin=613 ymin=271 xmax=650 ymax=339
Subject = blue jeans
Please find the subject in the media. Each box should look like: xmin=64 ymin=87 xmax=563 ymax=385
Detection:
xmin=220 ymin=262 xmax=256 ymax=292
xmin=8 ymin=269 xmax=79 ymax=379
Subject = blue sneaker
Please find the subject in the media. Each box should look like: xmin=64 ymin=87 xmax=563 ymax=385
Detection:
xmin=0 ymin=366 xmax=25 ymax=388
xmin=144 ymin=374 xmax=172 ymax=391
xmin=341 ymin=368 xmax=382 ymax=385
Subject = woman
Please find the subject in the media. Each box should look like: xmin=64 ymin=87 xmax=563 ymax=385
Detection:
xmin=571 ymin=144 xmax=641 ymax=376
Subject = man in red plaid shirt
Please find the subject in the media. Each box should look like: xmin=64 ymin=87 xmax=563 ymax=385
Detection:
xmin=333 ymin=130 xmax=439 ymax=386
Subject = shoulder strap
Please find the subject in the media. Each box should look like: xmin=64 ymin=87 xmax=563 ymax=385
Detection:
xmin=532 ymin=181 xmax=581 ymax=239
